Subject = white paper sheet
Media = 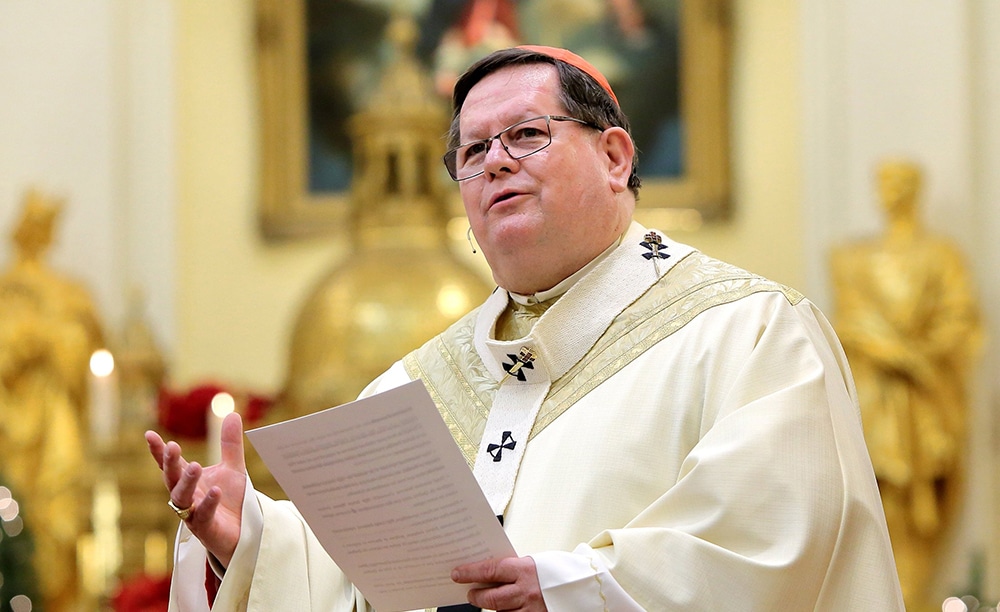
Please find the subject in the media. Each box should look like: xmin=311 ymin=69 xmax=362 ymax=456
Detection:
xmin=245 ymin=380 xmax=515 ymax=612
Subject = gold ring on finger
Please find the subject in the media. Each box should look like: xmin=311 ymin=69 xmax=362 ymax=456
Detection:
xmin=168 ymin=499 xmax=192 ymax=521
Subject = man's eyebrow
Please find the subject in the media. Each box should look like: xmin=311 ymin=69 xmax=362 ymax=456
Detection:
xmin=456 ymin=118 xmax=487 ymax=142
xmin=461 ymin=114 xmax=542 ymax=141
xmin=459 ymin=130 xmax=490 ymax=143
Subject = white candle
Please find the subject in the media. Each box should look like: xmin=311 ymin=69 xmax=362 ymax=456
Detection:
xmin=207 ymin=392 xmax=235 ymax=464
xmin=88 ymin=349 xmax=120 ymax=447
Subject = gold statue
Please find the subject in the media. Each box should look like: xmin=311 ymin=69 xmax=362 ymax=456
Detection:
xmin=280 ymin=13 xmax=490 ymax=417
xmin=246 ymin=13 xmax=491 ymax=499
xmin=831 ymin=159 xmax=983 ymax=610
xmin=0 ymin=189 xmax=106 ymax=611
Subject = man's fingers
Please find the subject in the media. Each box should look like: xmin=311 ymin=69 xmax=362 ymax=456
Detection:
xmin=452 ymin=557 xmax=513 ymax=584
xmin=188 ymin=486 xmax=221 ymax=528
xmin=453 ymin=557 xmax=544 ymax=611
xmin=145 ymin=431 xmax=166 ymax=470
xmin=467 ymin=583 xmax=526 ymax=611
xmin=171 ymin=461 xmax=203 ymax=509
xmin=162 ymin=440 xmax=189 ymax=487
xmin=220 ymin=411 xmax=247 ymax=471
xmin=452 ymin=560 xmax=488 ymax=584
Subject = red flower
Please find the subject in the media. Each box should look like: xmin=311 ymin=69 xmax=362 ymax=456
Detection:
xmin=112 ymin=573 xmax=171 ymax=612
xmin=157 ymin=384 xmax=275 ymax=438
xmin=244 ymin=392 xmax=274 ymax=424
xmin=157 ymin=384 xmax=226 ymax=439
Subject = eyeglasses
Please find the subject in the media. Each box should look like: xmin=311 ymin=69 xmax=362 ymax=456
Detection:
xmin=443 ymin=115 xmax=603 ymax=181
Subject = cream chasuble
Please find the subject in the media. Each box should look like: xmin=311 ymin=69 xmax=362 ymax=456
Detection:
xmin=466 ymin=223 xmax=692 ymax=516
xmin=168 ymin=222 xmax=903 ymax=611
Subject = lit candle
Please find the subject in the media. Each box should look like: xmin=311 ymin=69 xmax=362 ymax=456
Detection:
xmin=207 ymin=392 xmax=235 ymax=464
xmin=88 ymin=349 xmax=120 ymax=447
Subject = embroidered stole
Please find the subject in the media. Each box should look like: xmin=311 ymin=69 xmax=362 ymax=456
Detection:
xmin=403 ymin=223 xmax=802 ymax=516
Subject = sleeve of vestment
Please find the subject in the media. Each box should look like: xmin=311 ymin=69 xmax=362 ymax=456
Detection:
xmin=168 ymin=475 xmax=372 ymax=611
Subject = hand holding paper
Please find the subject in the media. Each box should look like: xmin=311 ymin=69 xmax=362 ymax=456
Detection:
xmin=245 ymin=380 xmax=516 ymax=612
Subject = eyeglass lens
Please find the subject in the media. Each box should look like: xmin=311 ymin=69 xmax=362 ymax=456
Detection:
xmin=446 ymin=116 xmax=553 ymax=180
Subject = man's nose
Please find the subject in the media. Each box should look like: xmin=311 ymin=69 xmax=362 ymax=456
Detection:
xmin=481 ymin=138 xmax=518 ymax=177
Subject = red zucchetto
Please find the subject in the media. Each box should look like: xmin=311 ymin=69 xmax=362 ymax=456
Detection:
xmin=517 ymin=44 xmax=619 ymax=106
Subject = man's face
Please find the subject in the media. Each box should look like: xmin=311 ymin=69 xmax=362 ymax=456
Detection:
xmin=457 ymin=63 xmax=632 ymax=294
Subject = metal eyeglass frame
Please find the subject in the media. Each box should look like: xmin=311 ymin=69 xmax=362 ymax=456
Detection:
xmin=443 ymin=114 xmax=604 ymax=181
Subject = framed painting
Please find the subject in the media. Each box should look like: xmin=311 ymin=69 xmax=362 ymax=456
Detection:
xmin=256 ymin=0 xmax=731 ymax=239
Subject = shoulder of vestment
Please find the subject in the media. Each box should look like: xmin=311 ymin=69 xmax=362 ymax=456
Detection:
xmin=403 ymin=251 xmax=803 ymax=464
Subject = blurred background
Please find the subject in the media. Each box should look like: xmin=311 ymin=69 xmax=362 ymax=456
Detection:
xmin=0 ymin=1 xmax=998 ymax=610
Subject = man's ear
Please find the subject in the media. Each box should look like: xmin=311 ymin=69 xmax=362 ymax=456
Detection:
xmin=600 ymin=127 xmax=635 ymax=193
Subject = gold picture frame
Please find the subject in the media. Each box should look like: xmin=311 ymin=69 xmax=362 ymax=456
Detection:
xmin=256 ymin=0 xmax=731 ymax=240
